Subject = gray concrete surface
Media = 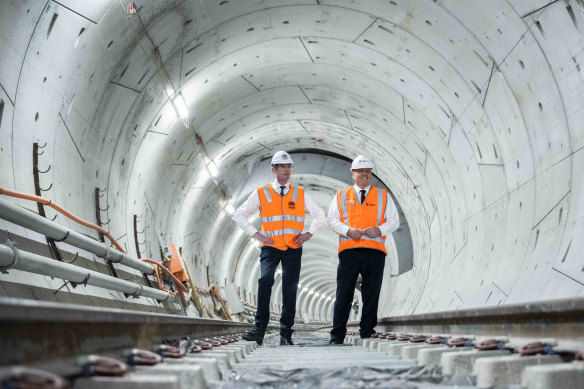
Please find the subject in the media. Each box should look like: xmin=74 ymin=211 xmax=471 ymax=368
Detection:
xmin=522 ymin=361 xmax=584 ymax=389
xmin=474 ymin=354 xmax=563 ymax=388
xmin=442 ymin=349 xmax=511 ymax=375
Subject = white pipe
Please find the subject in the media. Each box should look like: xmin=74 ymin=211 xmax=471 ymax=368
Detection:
xmin=0 ymin=198 xmax=153 ymax=274
xmin=0 ymin=242 xmax=172 ymax=301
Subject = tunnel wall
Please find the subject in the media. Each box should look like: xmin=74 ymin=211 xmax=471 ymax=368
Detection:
xmin=0 ymin=0 xmax=583 ymax=323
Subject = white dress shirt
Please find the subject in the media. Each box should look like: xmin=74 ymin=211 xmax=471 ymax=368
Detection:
xmin=233 ymin=180 xmax=326 ymax=236
xmin=327 ymin=184 xmax=400 ymax=237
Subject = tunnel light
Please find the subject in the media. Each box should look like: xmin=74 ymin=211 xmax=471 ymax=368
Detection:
xmin=303 ymin=287 xmax=308 ymax=292
xmin=253 ymin=240 xmax=260 ymax=248
xmin=172 ymin=91 xmax=189 ymax=128
xmin=315 ymin=292 xmax=320 ymax=297
xmin=298 ymin=283 xmax=302 ymax=287
xmin=276 ymin=269 xmax=282 ymax=275
xmin=308 ymin=290 xmax=314 ymax=295
xmin=208 ymin=161 xmax=218 ymax=177
xmin=203 ymin=157 xmax=219 ymax=177
xmin=225 ymin=202 xmax=235 ymax=215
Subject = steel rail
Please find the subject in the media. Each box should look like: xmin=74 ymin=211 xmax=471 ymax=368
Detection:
xmin=339 ymin=297 xmax=584 ymax=348
xmin=0 ymin=297 xmax=253 ymax=366
xmin=0 ymin=198 xmax=153 ymax=274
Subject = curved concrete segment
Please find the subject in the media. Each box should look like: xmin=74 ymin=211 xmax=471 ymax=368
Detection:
xmin=0 ymin=0 xmax=583 ymax=326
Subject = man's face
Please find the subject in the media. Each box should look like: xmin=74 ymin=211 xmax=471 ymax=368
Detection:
xmin=351 ymin=168 xmax=372 ymax=188
xmin=272 ymin=164 xmax=292 ymax=183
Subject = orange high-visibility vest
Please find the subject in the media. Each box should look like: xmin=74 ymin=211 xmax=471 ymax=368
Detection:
xmin=258 ymin=184 xmax=305 ymax=251
xmin=337 ymin=186 xmax=388 ymax=254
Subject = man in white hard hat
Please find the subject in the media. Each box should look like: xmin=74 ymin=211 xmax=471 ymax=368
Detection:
xmin=326 ymin=155 xmax=400 ymax=344
xmin=233 ymin=151 xmax=326 ymax=345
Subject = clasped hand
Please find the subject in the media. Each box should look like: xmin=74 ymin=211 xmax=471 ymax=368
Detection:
xmin=347 ymin=227 xmax=381 ymax=239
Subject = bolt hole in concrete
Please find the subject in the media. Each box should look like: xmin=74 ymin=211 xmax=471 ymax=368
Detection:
xmin=213 ymin=332 xmax=475 ymax=388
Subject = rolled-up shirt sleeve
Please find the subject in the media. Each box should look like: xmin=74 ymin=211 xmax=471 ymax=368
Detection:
xmin=379 ymin=194 xmax=400 ymax=236
xmin=232 ymin=190 xmax=260 ymax=236
xmin=304 ymin=192 xmax=326 ymax=235
xmin=327 ymin=192 xmax=350 ymax=237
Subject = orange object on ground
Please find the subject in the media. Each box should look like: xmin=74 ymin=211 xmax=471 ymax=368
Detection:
xmin=168 ymin=244 xmax=187 ymax=282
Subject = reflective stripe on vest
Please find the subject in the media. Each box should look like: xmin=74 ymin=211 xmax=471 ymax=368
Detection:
xmin=337 ymin=186 xmax=387 ymax=254
xmin=258 ymin=184 xmax=305 ymax=251
xmin=261 ymin=215 xmax=306 ymax=223
xmin=264 ymin=228 xmax=303 ymax=237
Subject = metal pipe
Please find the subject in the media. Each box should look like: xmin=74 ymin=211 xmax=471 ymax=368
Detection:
xmin=0 ymin=243 xmax=172 ymax=301
xmin=0 ymin=198 xmax=154 ymax=274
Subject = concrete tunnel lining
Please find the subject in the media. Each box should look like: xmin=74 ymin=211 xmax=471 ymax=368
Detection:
xmin=0 ymin=0 xmax=583 ymax=327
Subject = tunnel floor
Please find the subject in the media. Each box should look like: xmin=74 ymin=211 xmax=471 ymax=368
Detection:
xmin=215 ymin=332 xmax=476 ymax=388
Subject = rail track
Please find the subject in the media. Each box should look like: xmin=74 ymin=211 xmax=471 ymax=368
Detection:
xmin=1 ymin=296 xmax=584 ymax=388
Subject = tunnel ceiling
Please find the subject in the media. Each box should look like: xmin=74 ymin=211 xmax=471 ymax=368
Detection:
xmin=1 ymin=0 xmax=583 ymax=322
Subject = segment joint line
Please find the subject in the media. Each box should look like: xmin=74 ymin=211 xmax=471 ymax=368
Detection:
xmin=491 ymin=281 xmax=509 ymax=297
xmin=297 ymin=85 xmax=312 ymax=103
xmin=58 ymin=112 xmax=85 ymax=163
xmin=532 ymin=190 xmax=570 ymax=230
xmin=241 ymin=75 xmax=260 ymax=91
xmin=353 ymin=17 xmax=378 ymax=43
xmin=298 ymin=38 xmax=315 ymax=63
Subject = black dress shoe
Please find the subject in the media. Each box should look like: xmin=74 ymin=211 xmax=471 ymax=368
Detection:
xmin=360 ymin=331 xmax=379 ymax=339
xmin=329 ymin=337 xmax=344 ymax=345
xmin=280 ymin=335 xmax=294 ymax=345
xmin=280 ymin=330 xmax=294 ymax=345
xmin=242 ymin=327 xmax=265 ymax=345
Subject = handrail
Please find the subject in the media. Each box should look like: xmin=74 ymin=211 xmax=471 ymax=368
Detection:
xmin=0 ymin=186 xmax=125 ymax=253
xmin=0 ymin=191 xmax=189 ymax=307
xmin=0 ymin=197 xmax=153 ymax=274
xmin=0 ymin=243 xmax=173 ymax=301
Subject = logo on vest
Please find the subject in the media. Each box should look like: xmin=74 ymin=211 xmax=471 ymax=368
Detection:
xmin=366 ymin=203 xmax=375 ymax=206
xmin=288 ymin=201 xmax=295 ymax=209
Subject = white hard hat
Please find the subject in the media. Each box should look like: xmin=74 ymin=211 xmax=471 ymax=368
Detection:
xmin=271 ymin=150 xmax=294 ymax=165
xmin=351 ymin=155 xmax=374 ymax=170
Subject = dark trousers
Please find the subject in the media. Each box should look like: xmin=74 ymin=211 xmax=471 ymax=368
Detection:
xmin=330 ymin=248 xmax=385 ymax=340
xmin=255 ymin=246 xmax=302 ymax=335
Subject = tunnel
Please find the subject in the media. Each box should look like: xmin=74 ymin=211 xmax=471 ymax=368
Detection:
xmin=1 ymin=0 xmax=583 ymax=387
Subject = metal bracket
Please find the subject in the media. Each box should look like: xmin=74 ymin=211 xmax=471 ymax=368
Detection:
xmin=105 ymin=246 xmax=122 ymax=263
xmin=53 ymin=231 xmax=70 ymax=242
xmin=131 ymin=284 xmax=143 ymax=298
xmin=71 ymin=273 xmax=91 ymax=288
xmin=0 ymin=240 xmax=20 ymax=273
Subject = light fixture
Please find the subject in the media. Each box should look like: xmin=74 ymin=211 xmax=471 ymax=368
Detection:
xmin=225 ymin=202 xmax=235 ymax=215
xmin=315 ymin=292 xmax=320 ymax=297
xmin=298 ymin=283 xmax=302 ymax=287
xmin=253 ymin=240 xmax=260 ymax=248
xmin=172 ymin=91 xmax=189 ymax=128
xmin=303 ymin=287 xmax=308 ymax=292
xmin=276 ymin=269 xmax=282 ymax=275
